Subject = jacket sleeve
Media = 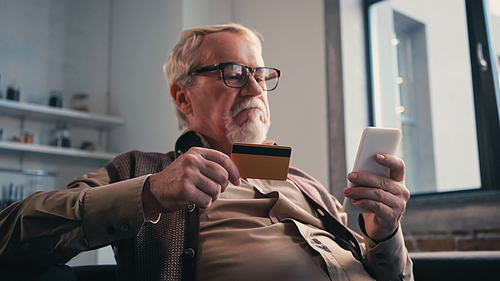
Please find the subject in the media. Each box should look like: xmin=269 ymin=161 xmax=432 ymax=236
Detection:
xmin=327 ymin=191 xmax=413 ymax=280
xmin=346 ymin=204 xmax=413 ymax=281
xmin=359 ymin=219 xmax=414 ymax=281
xmin=0 ymin=167 xmax=149 ymax=267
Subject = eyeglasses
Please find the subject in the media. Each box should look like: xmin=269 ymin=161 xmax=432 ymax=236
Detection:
xmin=188 ymin=62 xmax=281 ymax=91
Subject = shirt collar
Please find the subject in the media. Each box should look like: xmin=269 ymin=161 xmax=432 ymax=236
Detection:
xmin=174 ymin=130 xmax=212 ymax=159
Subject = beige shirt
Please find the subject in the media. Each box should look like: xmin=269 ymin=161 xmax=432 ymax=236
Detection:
xmin=198 ymin=178 xmax=375 ymax=281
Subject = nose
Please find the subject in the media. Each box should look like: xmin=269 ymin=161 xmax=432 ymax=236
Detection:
xmin=241 ymin=72 xmax=263 ymax=97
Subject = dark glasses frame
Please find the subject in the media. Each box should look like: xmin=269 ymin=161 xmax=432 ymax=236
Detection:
xmin=188 ymin=62 xmax=281 ymax=91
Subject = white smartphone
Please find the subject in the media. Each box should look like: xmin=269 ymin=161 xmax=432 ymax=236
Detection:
xmin=342 ymin=127 xmax=402 ymax=214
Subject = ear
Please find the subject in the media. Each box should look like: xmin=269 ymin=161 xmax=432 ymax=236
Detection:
xmin=170 ymin=82 xmax=193 ymax=115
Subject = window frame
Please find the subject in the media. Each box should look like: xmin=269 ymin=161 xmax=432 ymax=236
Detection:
xmin=362 ymin=0 xmax=500 ymax=195
xmin=465 ymin=0 xmax=500 ymax=191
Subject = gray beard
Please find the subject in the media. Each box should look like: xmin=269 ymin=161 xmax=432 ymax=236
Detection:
xmin=225 ymin=109 xmax=270 ymax=144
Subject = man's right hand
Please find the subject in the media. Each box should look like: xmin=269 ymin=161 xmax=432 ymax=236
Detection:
xmin=142 ymin=147 xmax=241 ymax=217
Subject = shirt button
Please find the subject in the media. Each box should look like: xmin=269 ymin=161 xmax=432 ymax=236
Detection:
xmin=186 ymin=204 xmax=196 ymax=213
xmin=21 ymin=244 xmax=33 ymax=252
xmin=107 ymin=227 xmax=115 ymax=235
xmin=317 ymin=209 xmax=325 ymax=216
xmin=183 ymin=248 xmax=196 ymax=260
xmin=120 ymin=223 xmax=130 ymax=232
xmin=375 ymin=253 xmax=384 ymax=259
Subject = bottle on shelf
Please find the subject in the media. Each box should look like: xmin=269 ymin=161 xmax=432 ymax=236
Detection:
xmin=24 ymin=131 xmax=34 ymax=144
xmin=1 ymin=183 xmax=24 ymax=211
xmin=6 ymin=81 xmax=20 ymax=102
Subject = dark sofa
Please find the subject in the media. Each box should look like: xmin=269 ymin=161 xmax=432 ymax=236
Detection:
xmin=410 ymin=251 xmax=500 ymax=281
xmin=1 ymin=251 xmax=499 ymax=281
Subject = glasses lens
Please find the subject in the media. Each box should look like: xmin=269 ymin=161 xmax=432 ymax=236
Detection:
xmin=255 ymin=68 xmax=278 ymax=91
xmin=223 ymin=64 xmax=247 ymax=87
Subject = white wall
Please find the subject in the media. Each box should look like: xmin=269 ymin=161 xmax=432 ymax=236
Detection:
xmin=108 ymin=0 xmax=182 ymax=153
xmin=182 ymin=0 xmax=234 ymax=28
xmin=0 ymin=0 xmax=110 ymax=113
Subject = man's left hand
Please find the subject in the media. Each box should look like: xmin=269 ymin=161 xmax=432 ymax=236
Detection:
xmin=342 ymin=154 xmax=410 ymax=241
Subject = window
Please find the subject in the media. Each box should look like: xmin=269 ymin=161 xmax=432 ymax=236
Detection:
xmin=365 ymin=0 xmax=500 ymax=194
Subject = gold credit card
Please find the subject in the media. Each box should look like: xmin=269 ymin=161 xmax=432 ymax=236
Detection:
xmin=231 ymin=143 xmax=292 ymax=181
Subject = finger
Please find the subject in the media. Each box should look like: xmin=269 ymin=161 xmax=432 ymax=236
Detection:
xmin=198 ymin=160 xmax=230 ymax=192
xmin=376 ymin=154 xmax=405 ymax=182
xmin=187 ymin=182 xmax=214 ymax=209
xmin=192 ymin=170 xmax=226 ymax=202
xmin=348 ymin=172 xmax=402 ymax=196
xmin=344 ymin=185 xmax=408 ymax=223
xmin=197 ymin=148 xmax=241 ymax=186
xmin=180 ymin=148 xmax=228 ymax=183
xmin=344 ymin=186 xmax=400 ymax=209
xmin=173 ymin=152 xmax=223 ymax=202
xmin=352 ymin=197 xmax=395 ymax=220
xmin=348 ymin=192 xmax=403 ymax=230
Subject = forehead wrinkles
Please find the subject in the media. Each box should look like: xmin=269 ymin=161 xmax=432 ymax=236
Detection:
xmin=197 ymin=50 xmax=215 ymax=67
xmin=193 ymin=38 xmax=214 ymax=67
xmin=198 ymin=33 xmax=263 ymax=67
xmin=198 ymin=41 xmax=233 ymax=65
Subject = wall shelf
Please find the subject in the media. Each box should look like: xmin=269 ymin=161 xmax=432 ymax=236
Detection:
xmin=0 ymin=100 xmax=124 ymax=129
xmin=0 ymin=167 xmax=59 ymax=177
xmin=0 ymin=141 xmax=117 ymax=161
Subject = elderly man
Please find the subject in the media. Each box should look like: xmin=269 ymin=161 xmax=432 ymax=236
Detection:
xmin=0 ymin=24 xmax=412 ymax=281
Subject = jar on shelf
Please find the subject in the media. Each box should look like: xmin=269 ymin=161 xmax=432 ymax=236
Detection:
xmin=71 ymin=93 xmax=89 ymax=112
xmin=51 ymin=124 xmax=71 ymax=148
xmin=48 ymin=90 xmax=63 ymax=108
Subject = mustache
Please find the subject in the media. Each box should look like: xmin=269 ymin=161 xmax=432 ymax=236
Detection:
xmin=229 ymin=98 xmax=267 ymax=119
